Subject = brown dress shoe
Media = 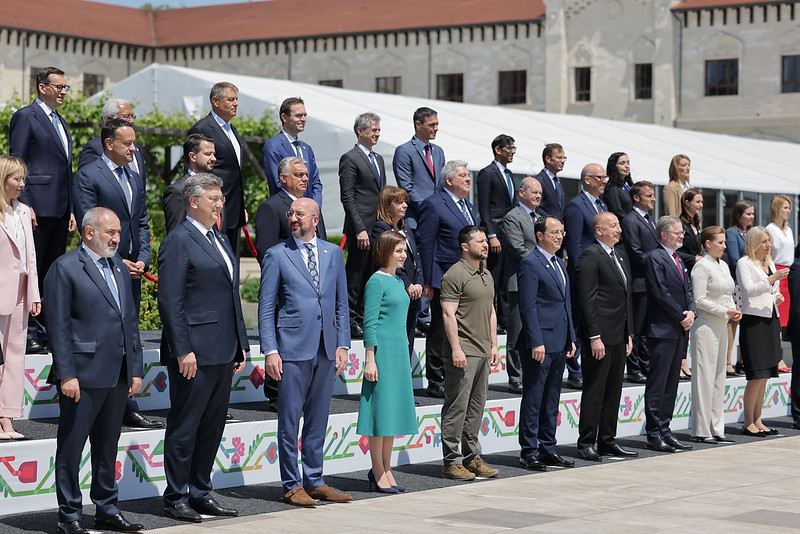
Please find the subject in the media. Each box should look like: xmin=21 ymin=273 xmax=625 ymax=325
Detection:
xmin=306 ymin=484 xmax=353 ymax=502
xmin=282 ymin=487 xmax=317 ymax=507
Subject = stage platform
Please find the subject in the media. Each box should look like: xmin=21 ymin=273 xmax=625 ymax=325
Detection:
xmin=0 ymin=329 xmax=793 ymax=515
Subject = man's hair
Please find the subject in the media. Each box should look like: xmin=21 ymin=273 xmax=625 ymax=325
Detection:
xmin=354 ymin=112 xmax=380 ymax=135
xmin=81 ymin=206 xmax=114 ymax=233
xmin=278 ymin=156 xmax=307 ymax=177
xmin=372 ymin=230 xmax=406 ymax=268
xmin=542 ymin=143 xmax=563 ymax=164
xmin=100 ymin=118 xmax=132 ymax=145
xmin=279 ymin=97 xmax=305 ymax=121
xmin=36 ymin=67 xmax=65 ymax=93
xmin=413 ymin=107 xmax=437 ymax=126
xmin=210 ymin=82 xmax=238 ymax=103
xmin=183 ymin=173 xmax=223 ymax=208
xmin=534 ymin=215 xmax=560 ymax=236
xmin=630 ymin=180 xmax=654 ymax=200
xmin=458 ymin=225 xmax=486 ymax=246
xmin=102 ymin=98 xmax=130 ymax=125
xmin=443 ymin=160 xmax=468 ymax=181
xmin=491 ymin=134 xmax=514 ymax=152
xmin=183 ymin=133 xmax=214 ymax=165
xmin=656 ymin=215 xmax=681 ymax=239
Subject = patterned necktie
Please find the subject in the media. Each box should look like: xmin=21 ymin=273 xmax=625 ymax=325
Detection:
xmin=458 ymin=199 xmax=473 ymax=224
xmin=504 ymin=169 xmax=515 ymax=202
xmin=610 ymin=248 xmax=627 ymax=285
xmin=115 ymin=167 xmax=132 ymax=211
xmin=305 ymin=242 xmax=320 ymax=291
xmin=51 ymin=110 xmax=68 ymax=156
xmin=672 ymin=252 xmax=685 ymax=281
xmin=101 ymin=258 xmax=121 ymax=309
xmin=368 ymin=151 xmax=381 ymax=184
xmin=292 ymin=139 xmax=303 ymax=159
xmin=595 ymin=198 xmax=604 ymax=213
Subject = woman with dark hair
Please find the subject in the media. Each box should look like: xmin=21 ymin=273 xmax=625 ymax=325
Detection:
xmin=676 ymin=188 xmax=703 ymax=380
xmin=725 ymin=200 xmax=755 ymax=376
xmin=357 ymin=231 xmax=417 ymax=493
xmin=601 ymin=152 xmax=633 ymax=221
xmin=663 ymin=154 xmax=691 ymax=217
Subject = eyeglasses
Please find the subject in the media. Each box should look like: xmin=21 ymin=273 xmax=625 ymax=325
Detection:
xmin=547 ymin=230 xmax=567 ymax=237
xmin=667 ymin=230 xmax=685 ymax=236
xmin=203 ymin=195 xmax=224 ymax=205
xmin=286 ymin=210 xmax=312 ymax=220
xmin=118 ymin=113 xmax=136 ymax=120
xmin=586 ymin=175 xmax=609 ymax=181
xmin=45 ymin=83 xmax=70 ymax=93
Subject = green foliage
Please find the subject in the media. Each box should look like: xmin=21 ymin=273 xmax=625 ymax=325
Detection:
xmin=239 ymin=277 xmax=260 ymax=303
xmin=138 ymin=235 xmax=161 ymax=330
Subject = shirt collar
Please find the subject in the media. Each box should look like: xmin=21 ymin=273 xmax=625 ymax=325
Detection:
xmin=456 ymin=257 xmax=485 ymax=276
xmin=634 ymin=206 xmax=649 ymax=218
xmin=293 ymin=235 xmax=318 ymax=250
xmin=211 ymin=110 xmax=230 ymax=128
xmin=537 ymin=246 xmax=556 ymax=262
xmin=543 ymin=168 xmax=556 ymax=180
xmin=187 ymin=215 xmax=213 ymax=233
xmin=597 ymin=239 xmax=613 ymax=255
xmin=493 ymin=160 xmax=508 ymax=174
xmin=444 ymin=187 xmax=464 ymax=205
xmin=281 ymin=129 xmax=299 ymax=143
xmin=81 ymin=242 xmax=103 ymax=264
xmin=357 ymin=143 xmax=373 ymax=156
xmin=582 ymin=189 xmax=600 ymax=204
xmin=36 ymin=99 xmax=55 ymax=116
xmin=661 ymin=243 xmax=677 ymax=254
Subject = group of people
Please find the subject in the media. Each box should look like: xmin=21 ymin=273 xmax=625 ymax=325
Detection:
xmin=2 ymin=66 xmax=799 ymax=533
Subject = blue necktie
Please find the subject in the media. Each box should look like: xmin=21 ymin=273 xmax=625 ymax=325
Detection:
xmin=595 ymin=198 xmax=605 ymax=213
xmin=305 ymin=242 xmax=320 ymax=291
xmin=115 ymin=167 xmax=132 ymax=211
xmin=553 ymin=175 xmax=564 ymax=208
xmin=504 ymin=169 xmax=515 ymax=202
xmin=101 ymin=258 xmax=121 ymax=309
xmin=50 ymin=110 xmax=68 ymax=156
xmin=458 ymin=199 xmax=473 ymax=224
xmin=292 ymin=140 xmax=304 ymax=159
xmin=368 ymin=151 xmax=381 ymax=184
xmin=551 ymin=256 xmax=565 ymax=289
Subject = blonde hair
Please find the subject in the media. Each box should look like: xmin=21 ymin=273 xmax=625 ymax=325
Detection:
xmin=743 ymin=226 xmax=774 ymax=268
xmin=668 ymin=154 xmax=690 ymax=184
xmin=769 ymin=194 xmax=792 ymax=230
xmin=0 ymin=155 xmax=27 ymax=219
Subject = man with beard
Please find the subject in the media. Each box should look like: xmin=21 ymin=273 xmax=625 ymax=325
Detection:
xmin=163 ymin=134 xmax=217 ymax=234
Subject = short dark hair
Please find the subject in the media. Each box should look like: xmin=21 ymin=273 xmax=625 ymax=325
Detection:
xmin=457 ymin=225 xmax=486 ymax=246
xmin=534 ymin=215 xmax=560 ymax=237
xmin=491 ymin=134 xmax=514 ymax=153
xmin=279 ymin=97 xmax=305 ymax=122
xmin=36 ymin=67 xmax=64 ymax=94
xmin=183 ymin=133 xmax=214 ymax=165
xmin=542 ymin=143 xmax=563 ymax=164
xmin=101 ymin=118 xmax=132 ymax=146
xmin=413 ymin=107 xmax=437 ymax=126
xmin=630 ymin=180 xmax=654 ymax=200
xmin=372 ymin=230 xmax=406 ymax=268
xmin=210 ymin=82 xmax=238 ymax=103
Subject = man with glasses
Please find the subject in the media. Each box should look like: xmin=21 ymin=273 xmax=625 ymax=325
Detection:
xmin=78 ymin=98 xmax=145 ymax=180
xmin=10 ymin=66 xmax=76 ymax=355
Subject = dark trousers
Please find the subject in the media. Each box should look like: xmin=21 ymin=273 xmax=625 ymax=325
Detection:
xmin=345 ymin=234 xmax=371 ymax=324
xmin=28 ymin=213 xmax=70 ymax=342
xmin=627 ymin=292 xmax=650 ymax=375
xmin=425 ymin=288 xmax=446 ymax=388
xmin=407 ymin=296 xmax=422 ymax=362
xmin=566 ymin=286 xmax=583 ymax=378
xmin=791 ymin=340 xmax=800 ymax=423
xmin=578 ymin=339 xmax=627 ymax=449
xmin=487 ymin=248 xmax=508 ymax=329
xmin=644 ymin=334 xmax=687 ymax=439
xmin=55 ymin=381 xmax=128 ymax=522
xmin=506 ymin=291 xmax=523 ymax=386
xmin=163 ymin=360 xmax=234 ymax=506
xmin=519 ymin=350 xmax=566 ymax=458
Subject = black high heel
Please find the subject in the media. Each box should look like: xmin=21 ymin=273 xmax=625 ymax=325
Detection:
xmin=368 ymin=469 xmax=399 ymax=494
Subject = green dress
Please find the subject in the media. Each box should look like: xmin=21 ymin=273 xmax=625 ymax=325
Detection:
xmin=356 ymin=272 xmax=418 ymax=437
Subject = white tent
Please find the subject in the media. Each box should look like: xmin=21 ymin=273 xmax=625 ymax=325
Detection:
xmin=91 ymin=63 xmax=800 ymax=233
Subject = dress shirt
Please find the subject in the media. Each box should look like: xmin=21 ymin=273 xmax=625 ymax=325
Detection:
xmin=444 ymin=187 xmax=473 ymax=224
xmin=36 ymin=99 xmax=69 ymax=155
xmin=292 ymin=235 xmax=319 ymax=273
xmin=766 ymin=222 xmax=795 ymax=265
xmin=543 ymin=168 xmax=559 ymax=194
xmin=537 ymin=245 xmax=566 ymax=287
xmin=186 ymin=216 xmax=234 ymax=279
xmin=81 ymin=243 xmax=120 ymax=294
xmin=582 ymin=190 xmax=602 ymax=212
xmin=4 ymin=201 xmax=27 ymax=274
xmin=281 ymin=130 xmax=304 ymax=158
xmin=101 ymin=154 xmax=133 ymax=205
xmin=633 ymin=206 xmax=654 ymax=225
xmin=212 ymin=110 xmax=242 ymax=165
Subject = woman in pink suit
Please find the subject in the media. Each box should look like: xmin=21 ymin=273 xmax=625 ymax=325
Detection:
xmin=0 ymin=155 xmax=41 ymax=440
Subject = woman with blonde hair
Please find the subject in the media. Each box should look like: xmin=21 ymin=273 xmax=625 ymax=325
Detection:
xmin=0 ymin=155 xmax=41 ymax=440
xmin=662 ymin=154 xmax=691 ymax=217
xmin=766 ymin=194 xmax=794 ymax=372
xmin=725 ymin=200 xmax=755 ymax=376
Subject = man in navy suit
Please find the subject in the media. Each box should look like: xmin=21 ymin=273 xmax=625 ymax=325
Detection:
xmin=262 ymin=97 xmax=323 ymax=207
xmin=533 ymin=143 xmax=566 ymax=221
xmin=78 ymin=99 xmax=145 ymax=183
xmin=339 ymin=112 xmax=386 ymax=337
xmin=187 ymin=82 xmax=246 ymax=258
xmin=45 ymin=207 xmax=143 ymax=534
xmin=259 ymin=197 xmax=352 ymax=507
xmin=417 ymin=160 xmax=477 ymax=398
xmin=10 ymin=66 xmax=77 ymax=354
xmin=787 ymin=256 xmax=800 ymax=430
xmin=643 ymin=215 xmax=696 ymax=453
xmin=620 ymin=181 xmax=659 ymax=384
xmin=393 ymin=107 xmax=445 ymax=229
xmin=158 ymin=174 xmax=249 ymax=522
xmin=163 ymin=134 xmax=216 ymax=235
xmin=517 ymin=216 xmax=576 ymax=471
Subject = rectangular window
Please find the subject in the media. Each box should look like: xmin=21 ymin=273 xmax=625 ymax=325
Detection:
xmin=782 ymin=55 xmax=800 ymax=93
xmin=498 ymin=70 xmax=527 ymax=105
xmin=318 ymin=79 xmax=343 ymax=88
xmin=375 ymin=76 xmax=402 ymax=94
xmin=635 ymin=63 xmax=652 ymax=100
xmin=575 ymin=67 xmax=591 ymax=102
xmin=83 ymin=73 xmax=104 ymax=96
xmin=436 ymin=73 xmax=464 ymax=102
xmin=705 ymin=59 xmax=738 ymax=96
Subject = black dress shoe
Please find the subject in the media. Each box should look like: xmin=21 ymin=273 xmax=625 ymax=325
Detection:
xmin=165 ymin=502 xmax=202 ymax=523
xmin=123 ymin=411 xmax=165 ymax=429
xmin=190 ymin=497 xmax=238 ymax=517
xmin=95 ymin=513 xmax=144 ymax=532
xmin=713 ymin=435 xmax=735 ymax=443
xmin=565 ymin=376 xmax=583 ymax=389
xmin=577 ymin=447 xmax=602 ymax=462
xmin=536 ymin=452 xmax=575 ymax=467
xmin=598 ymin=443 xmax=638 ymax=457
xmin=26 ymin=339 xmax=48 ymax=354
xmin=792 ymin=421 xmax=800 ymax=431
xmin=506 ymin=382 xmax=523 ymax=394
xmin=350 ymin=322 xmax=364 ymax=339
xmin=646 ymin=437 xmax=676 ymax=453
xmin=626 ymin=372 xmax=647 ymax=384
xmin=741 ymin=428 xmax=767 ymax=437
xmin=663 ymin=436 xmax=692 ymax=450
xmin=418 ymin=321 xmax=431 ymax=335
xmin=496 ymin=326 xmax=507 ymax=335
xmin=267 ymin=399 xmax=279 ymax=412
xmin=425 ymin=384 xmax=445 ymax=398
xmin=519 ymin=456 xmax=547 ymax=471
xmin=57 ymin=521 xmax=88 ymax=534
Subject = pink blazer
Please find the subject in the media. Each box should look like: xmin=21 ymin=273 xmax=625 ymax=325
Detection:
xmin=0 ymin=201 xmax=40 ymax=315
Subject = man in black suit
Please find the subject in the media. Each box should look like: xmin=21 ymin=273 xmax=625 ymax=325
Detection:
xmin=476 ymin=134 xmax=517 ymax=333
xmin=787 ymin=256 xmax=800 ymax=429
xmin=158 ymin=174 xmax=249 ymax=523
xmin=45 ymin=207 xmax=143 ymax=534
xmin=339 ymin=112 xmax=386 ymax=337
xmin=187 ymin=82 xmax=246 ymax=258
xmin=620 ymin=181 xmax=659 ymax=384
xmin=10 ymin=66 xmax=77 ymax=354
xmin=78 ymin=99 xmax=145 ymax=182
xmin=533 ymin=143 xmax=566 ymax=221
xmin=575 ymin=212 xmax=637 ymax=462
xmin=163 ymin=134 xmax=216 ymax=234
xmin=643 ymin=215 xmax=696 ymax=453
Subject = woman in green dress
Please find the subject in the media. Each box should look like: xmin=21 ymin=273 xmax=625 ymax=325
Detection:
xmin=357 ymin=231 xmax=418 ymax=493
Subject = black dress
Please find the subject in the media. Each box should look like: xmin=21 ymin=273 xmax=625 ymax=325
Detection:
xmin=740 ymin=267 xmax=781 ymax=380
xmin=677 ymin=218 xmax=701 ymax=272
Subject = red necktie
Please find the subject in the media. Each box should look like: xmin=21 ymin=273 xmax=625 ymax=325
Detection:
xmin=425 ymin=144 xmax=434 ymax=177
xmin=672 ymin=252 xmax=684 ymax=281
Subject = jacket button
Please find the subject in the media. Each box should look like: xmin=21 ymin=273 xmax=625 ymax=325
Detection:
xmin=317 ymin=315 xmax=321 ymax=320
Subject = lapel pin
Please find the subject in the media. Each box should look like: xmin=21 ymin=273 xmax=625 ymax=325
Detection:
xmin=324 ymin=250 xmax=328 ymax=254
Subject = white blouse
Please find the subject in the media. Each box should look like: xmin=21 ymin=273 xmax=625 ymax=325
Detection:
xmin=766 ymin=222 xmax=794 ymax=266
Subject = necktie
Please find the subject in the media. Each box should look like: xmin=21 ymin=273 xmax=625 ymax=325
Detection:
xmin=458 ymin=199 xmax=473 ymax=224
xmin=610 ymin=248 xmax=627 ymax=285
xmin=504 ymin=169 xmax=515 ymax=202
xmin=50 ymin=111 xmax=68 ymax=156
xmin=424 ymin=144 xmax=434 ymax=177
xmin=224 ymin=123 xmax=242 ymax=164
xmin=553 ymin=175 xmax=564 ymax=208
xmin=595 ymin=198 xmax=605 ymax=213
xmin=207 ymin=230 xmax=233 ymax=279
xmin=672 ymin=252 xmax=685 ymax=281
xmin=292 ymin=139 xmax=304 ymax=159
xmin=101 ymin=258 xmax=121 ymax=309
xmin=551 ymin=256 xmax=565 ymax=289
xmin=305 ymin=242 xmax=320 ymax=291
xmin=115 ymin=167 xmax=132 ymax=211
xmin=368 ymin=151 xmax=381 ymax=184
xmin=644 ymin=212 xmax=655 ymax=229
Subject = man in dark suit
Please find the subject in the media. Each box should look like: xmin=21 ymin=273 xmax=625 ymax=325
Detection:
xmin=262 ymin=97 xmax=323 ymax=206
xmin=786 ymin=256 xmax=800 ymax=429
xmin=187 ymin=82 xmax=246 ymax=257
xmin=533 ymin=143 xmax=566 ymax=221
xmin=620 ymin=181 xmax=659 ymax=384
xmin=643 ymin=215 xmax=696 ymax=453
xmin=45 ymin=207 xmax=144 ymax=534
xmin=158 ymin=174 xmax=249 ymax=523
xmin=502 ymin=177 xmax=545 ymax=394
xmin=339 ymin=112 xmax=386 ymax=337
xmin=10 ymin=66 xmax=76 ymax=354
xmin=259 ymin=197 xmax=352 ymax=508
xmin=78 ymin=99 xmax=145 ymax=182
xmin=163 ymin=134 xmax=216 ymax=235
xmin=476 ymin=134 xmax=517 ymax=333
xmin=393 ymin=107 xmax=445 ymax=229
xmin=517 ymin=215 xmax=576 ymax=471
xmin=417 ymin=160 xmax=477 ymax=398
xmin=575 ymin=212 xmax=637 ymax=462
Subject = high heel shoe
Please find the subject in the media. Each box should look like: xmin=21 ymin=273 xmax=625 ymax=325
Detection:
xmin=367 ymin=470 xmax=399 ymax=493
xmin=392 ymin=484 xmax=407 ymax=492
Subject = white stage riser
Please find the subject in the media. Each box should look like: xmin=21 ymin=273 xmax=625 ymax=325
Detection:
xmin=0 ymin=376 xmax=791 ymax=515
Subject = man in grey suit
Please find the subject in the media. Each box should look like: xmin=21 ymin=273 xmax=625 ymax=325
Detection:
xmin=339 ymin=112 xmax=386 ymax=337
xmin=502 ymin=177 xmax=545 ymax=394
xmin=163 ymin=134 xmax=216 ymax=235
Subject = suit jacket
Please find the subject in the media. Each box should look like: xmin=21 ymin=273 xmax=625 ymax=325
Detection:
xmin=187 ymin=114 xmax=246 ymax=230
xmin=73 ymin=157 xmax=151 ymax=268
xmin=339 ymin=145 xmax=385 ymax=236
xmin=476 ymin=162 xmax=516 ymax=237
xmin=262 ymin=132 xmax=323 ymax=206
xmin=787 ymin=257 xmax=800 ymax=341
xmin=564 ymin=192 xmax=607 ymax=276
xmin=517 ymin=248 xmax=575 ymax=352
xmin=79 ymin=136 xmax=147 ymax=188
xmin=417 ymin=189 xmax=477 ymax=288
xmin=736 ymin=256 xmax=781 ymax=319
xmin=158 ymin=220 xmax=249 ymax=365
xmin=502 ymin=205 xmax=544 ymax=293
xmin=370 ymin=221 xmax=423 ymax=289
xmin=576 ymin=242 xmax=633 ymax=344
xmin=601 ymin=183 xmax=633 ymax=222
xmin=163 ymin=174 xmax=189 ymax=235
xmin=0 ymin=201 xmax=40 ymax=315
xmin=644 ymin=247 xmax=696 ymax=339
xmin=724 ymin=227 xmax=746 ymax=279
xmin=9 ymin=101 xmax=73 ymax=218
xmin=533 ymin=169 xmax=563 ymax=221
xmin=392 ymin=137 xmax=445 ymax=225
xmin=258 ymin=237 xmax=350 ymax=361
xmin=44 ymin=247 xmax=143 ymax=388
xmin=254 ymin=189 xmax=327 ymax=263
xmin=621 ymin=209 xmax=660 ymax=293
